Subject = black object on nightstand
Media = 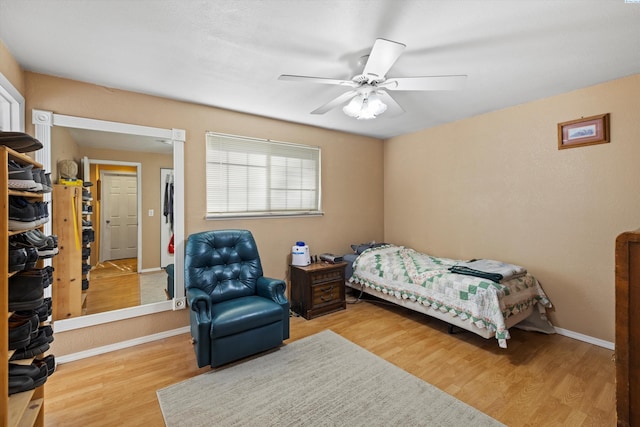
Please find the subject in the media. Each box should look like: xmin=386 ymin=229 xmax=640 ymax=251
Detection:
xmin=290 ymin=262 xmax=347 ymax=319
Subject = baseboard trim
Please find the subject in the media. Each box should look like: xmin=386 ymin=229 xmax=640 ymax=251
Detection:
xmin=554 ymin=327 xmax=614 ymax=350
xmin=56 ymin=326 xmax=191 ymax=364
xmin=140 ymin=267 xmax=163 ymax=274
xmin=55 ymin=325 xmax=613 ymax=364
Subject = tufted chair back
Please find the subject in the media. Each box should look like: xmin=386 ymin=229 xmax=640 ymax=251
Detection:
xmin=185 ymin=229 xmax=263 ymax=303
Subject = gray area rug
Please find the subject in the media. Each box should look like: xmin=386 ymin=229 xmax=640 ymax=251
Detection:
xmin=157 ymin=330 xmax=504 ymax=427
xmin=139 ymin=271 xmax=167 ymax=305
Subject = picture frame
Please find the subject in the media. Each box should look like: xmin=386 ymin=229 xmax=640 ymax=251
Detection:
xmin=558 ymin=113 xmax=610 ymax=150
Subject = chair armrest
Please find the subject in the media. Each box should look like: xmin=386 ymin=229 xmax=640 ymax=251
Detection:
xmin=256 ymin=276 xmax=288 ymax=304
xmin=186 ymin=288 xmax=213 ymax=368
xmin=257 ymin=276 xmax=290 ymax=340
xmin=187 ymin=288 xmax=212 ymax=323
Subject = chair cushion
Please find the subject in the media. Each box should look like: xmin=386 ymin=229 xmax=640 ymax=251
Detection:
xmin=210 ymin=295 xmax=283 ymax=339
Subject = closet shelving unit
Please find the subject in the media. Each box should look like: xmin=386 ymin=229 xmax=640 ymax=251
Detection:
xmin=52 ymin=184 xmax=83 ymax=320
xmin=81 ymin=183 xmax=93 ymax=306
xmin=2 ymin=145 xmax=46 ymax=427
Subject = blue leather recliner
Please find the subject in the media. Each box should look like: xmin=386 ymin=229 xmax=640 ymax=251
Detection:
xmin=185 ymin=229 xmax=290 ymax=368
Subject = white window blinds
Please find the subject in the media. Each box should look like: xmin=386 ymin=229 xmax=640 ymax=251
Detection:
xmin=206 ymin=132 xmax=322 ymax=218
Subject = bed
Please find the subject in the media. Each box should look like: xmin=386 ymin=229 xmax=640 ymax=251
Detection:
xmin=344 ymin=244 xmax=553 ymax=348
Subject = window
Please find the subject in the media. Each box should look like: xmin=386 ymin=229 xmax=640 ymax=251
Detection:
xmin=206 ymin=132 xmax=322 ymax=218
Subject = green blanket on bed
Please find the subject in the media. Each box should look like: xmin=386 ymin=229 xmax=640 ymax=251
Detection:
xmin=349 ymin=245 xmax=552 ymax=347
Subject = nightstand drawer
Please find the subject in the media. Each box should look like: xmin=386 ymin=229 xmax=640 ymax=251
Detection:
xmin=309 ymin=269 xmax=343 ymax=285
xmin=311 ymin=282 xmax=341 ymax=307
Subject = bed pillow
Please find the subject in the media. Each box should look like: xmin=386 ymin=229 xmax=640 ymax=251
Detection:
xmin=351 ymin=242 xmax=388 ymax=254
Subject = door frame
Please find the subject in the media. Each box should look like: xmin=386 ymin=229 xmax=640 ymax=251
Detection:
xmin=84 ymin=158 xmax=142 ymax=272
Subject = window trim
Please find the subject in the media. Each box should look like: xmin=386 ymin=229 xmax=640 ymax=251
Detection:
xmin=205 ymin=132 xmax=323 ymax=219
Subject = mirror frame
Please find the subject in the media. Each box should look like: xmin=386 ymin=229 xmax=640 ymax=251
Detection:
xmin=32 ymin=109 xmax=186 ymax=332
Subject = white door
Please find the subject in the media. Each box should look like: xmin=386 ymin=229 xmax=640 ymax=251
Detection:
xmin=101 ymin=172 xmax=138 ymax=261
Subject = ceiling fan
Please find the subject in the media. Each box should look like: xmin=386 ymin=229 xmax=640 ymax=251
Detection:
xmin=279 ymin=38 xmax=467 ymax=120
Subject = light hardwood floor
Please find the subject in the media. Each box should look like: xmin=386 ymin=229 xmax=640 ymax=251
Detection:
xmin=84 ymin=258 xmax=168 ymax=315
xmin=84 ymin=258 xmax=140 ymax=314
xmin=44 ymin=296 xmax=616 ymax=426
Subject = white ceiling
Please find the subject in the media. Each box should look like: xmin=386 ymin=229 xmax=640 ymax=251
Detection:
xmin=1 ymin=0 xmax=639 ymax=140
xmin=66 ymin=128 xmax=174 ymax=154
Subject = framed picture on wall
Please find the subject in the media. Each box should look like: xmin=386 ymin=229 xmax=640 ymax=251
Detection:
xmin=558 ymin=113 xmax=610 ymax=150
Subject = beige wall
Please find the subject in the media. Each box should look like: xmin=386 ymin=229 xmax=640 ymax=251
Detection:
xmin=50 ymin=126 xmax=81 ymax=180
xmin=24 ymin=72 xmax=384 ymax=355
xmin=384 ymin=73 xmax=640 ymax=343
xmin=0 ymin=39 xmax=24 ymax=95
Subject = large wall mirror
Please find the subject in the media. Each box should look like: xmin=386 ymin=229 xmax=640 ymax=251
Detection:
xmin=32 ymin=109 xmax=186 ymax=332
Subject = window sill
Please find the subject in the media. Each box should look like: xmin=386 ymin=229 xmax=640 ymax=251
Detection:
xmin=205 ymin=211 xmax=324 ymax=220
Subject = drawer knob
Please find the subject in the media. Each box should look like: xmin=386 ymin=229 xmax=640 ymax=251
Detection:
xmin=320 ymin=285 xmax=334 ymax=301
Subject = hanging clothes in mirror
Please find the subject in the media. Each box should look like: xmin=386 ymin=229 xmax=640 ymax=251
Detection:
xmin=163 ymin=172 xmax=174 ymax=232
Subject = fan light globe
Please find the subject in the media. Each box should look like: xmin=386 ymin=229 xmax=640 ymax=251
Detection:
xmin=343 ymin=92 xmax=387 ymax=120
xmin=343 ymin=95 xmax=365 ymax=117
xmin=368 ymin=92 xmax=387 ymax=115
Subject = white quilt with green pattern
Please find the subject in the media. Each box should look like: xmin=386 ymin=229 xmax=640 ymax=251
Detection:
xmin=349 ymin=245 xmax=552 ymax=347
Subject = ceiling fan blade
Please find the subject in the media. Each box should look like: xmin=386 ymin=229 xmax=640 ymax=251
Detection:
xmin=362 ymin=39 xmax=406 ymax=80
xmin=376 ymin=90 xmax=405 ymax=117
xmin=278 ymin=74 xmax=357 ymax=87
xmin=311 ymin=90 xmax=359 ymax=114
xmin=382 ymin=75 xmax=467 ymax=91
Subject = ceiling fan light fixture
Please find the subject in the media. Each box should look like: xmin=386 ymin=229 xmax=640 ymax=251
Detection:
xmin=342 ymin=92 xmax=387 ymax=120
xmin=368 ymin=92 xmax=387 ymax=115
xmin=343 ymin=94 xmax=365 ymax=117
xmin=281 ymin=38 xmax=467 ymax=120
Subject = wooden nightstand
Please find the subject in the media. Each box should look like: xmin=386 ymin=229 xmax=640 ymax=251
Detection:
xmin=290 ymin=262 xmax=347 ymax=319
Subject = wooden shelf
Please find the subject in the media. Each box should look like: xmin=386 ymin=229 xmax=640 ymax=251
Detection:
xmin=52 ymin=184 xmax=83 ymax=320
xmin=7 ymin=390 xmax=43 ymax=427
xmin=16 ymin=398 xmax=43 ymax=427
xmin=8 ymin=189 xmax=41 ymax=198
xmin=2 ymin=144 xmax=46 ymax=427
